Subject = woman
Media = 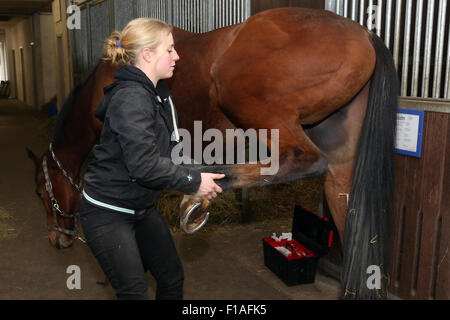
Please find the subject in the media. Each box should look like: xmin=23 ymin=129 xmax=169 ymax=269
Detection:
xmin=80 ymin=18 xmax=224 ymax=300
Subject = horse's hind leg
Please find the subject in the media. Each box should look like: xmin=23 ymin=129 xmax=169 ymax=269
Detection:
xmin=193 ymin=100 xmax=329 ymax=191
xmin=305 ymin=81 xmax=370 ymax=243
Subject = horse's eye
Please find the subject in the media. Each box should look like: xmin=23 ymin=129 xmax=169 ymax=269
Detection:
xmin=35 ymin=190 xmax=43 ymax=199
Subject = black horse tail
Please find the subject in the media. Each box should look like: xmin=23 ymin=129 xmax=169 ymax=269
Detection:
xmin=341 ymin=32 xmax=399 ymax=299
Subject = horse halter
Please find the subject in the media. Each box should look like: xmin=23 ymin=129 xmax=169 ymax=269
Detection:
xmin=42 ymin=143 xmax=83 ymax=238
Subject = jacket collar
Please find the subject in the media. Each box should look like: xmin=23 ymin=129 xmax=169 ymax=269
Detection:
xmin=114 ymin=65 xmax=178 ymax=140
xmin=114 ymin=65 xmax=170 ymax=98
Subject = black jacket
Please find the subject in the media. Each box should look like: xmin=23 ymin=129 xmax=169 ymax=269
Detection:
xmin=83 ymin=65 xmax=201 ymax=211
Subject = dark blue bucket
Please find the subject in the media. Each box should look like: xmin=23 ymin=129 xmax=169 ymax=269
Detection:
xmin=48 ymin=104 xmax=58 ymax=117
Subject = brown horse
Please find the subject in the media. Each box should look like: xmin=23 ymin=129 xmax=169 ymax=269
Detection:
xmin=27 ymin=8 xmax=398 ymax=299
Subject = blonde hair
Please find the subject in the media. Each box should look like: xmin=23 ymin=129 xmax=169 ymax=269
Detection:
xmin=102 ymin=18 xmax=172 ymax=66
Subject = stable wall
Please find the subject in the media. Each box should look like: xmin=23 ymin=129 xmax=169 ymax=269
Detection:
xmin=40 ymin=13 xmax=57 ymax=105
xmin=388 ymin=102 xmax=450 ymax=300
xmin=5 ymin=18 xmax=34 ymax=104
xmin=52 ymin=0 xmax=74 ymax=112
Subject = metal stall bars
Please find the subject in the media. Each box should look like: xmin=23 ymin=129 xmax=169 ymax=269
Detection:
xmin=136 ymin=0 xmax=170 ymax=24
xmin=71 ymin=0 xmax=251 ymax=85
xmin=170 ymin=0 xmax=250 ymax=33
xmin=135 ymin=0 xmax=251 ymax=33
xmin=212 ymin=0 xmax=251 ymax=30
xmin=70 ymin=2 xmax=91 ymax=86
xmin=325 ymin=0 xmax=450 ymax=101
xmin=89 ymin=0 xmax=111 ymax=70
xmin=70 ymin=0 xmax=114 ymax=83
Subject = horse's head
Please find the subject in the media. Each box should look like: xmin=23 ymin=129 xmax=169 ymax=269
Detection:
xmin=26 ymin=147 xmax=78 ymax=249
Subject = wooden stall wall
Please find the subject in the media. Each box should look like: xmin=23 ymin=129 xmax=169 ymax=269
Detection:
xmin=388 ymin=111 xmax=449 ymax=300
xmin=251 ymin=0 xmax=324 ymax=14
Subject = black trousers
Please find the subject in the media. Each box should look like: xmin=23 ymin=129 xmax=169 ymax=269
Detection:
xmin=80 ymin=198 xmax=184 ymax=300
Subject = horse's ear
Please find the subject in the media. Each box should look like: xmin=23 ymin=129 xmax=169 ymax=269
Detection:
xmin=26 ymin=147 xmax=39 ymax=168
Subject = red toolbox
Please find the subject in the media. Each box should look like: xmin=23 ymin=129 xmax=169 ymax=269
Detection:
xmin=263 ymin=205 xmax=334 ymax=286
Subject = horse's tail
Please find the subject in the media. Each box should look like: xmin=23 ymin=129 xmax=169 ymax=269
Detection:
xmin=341 ymin=32 xmax=398 ymax=299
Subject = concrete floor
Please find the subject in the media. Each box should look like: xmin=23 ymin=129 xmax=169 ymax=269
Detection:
xmin=0 ymin=98 xmax=340 ymax=300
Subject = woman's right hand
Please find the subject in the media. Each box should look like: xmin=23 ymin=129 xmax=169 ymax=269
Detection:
xmin=196 ymin=173 xmax=225 ymax=200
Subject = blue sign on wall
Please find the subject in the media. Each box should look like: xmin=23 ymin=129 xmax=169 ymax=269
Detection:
xmin=395 ymin=109 xmax=424 ymax=158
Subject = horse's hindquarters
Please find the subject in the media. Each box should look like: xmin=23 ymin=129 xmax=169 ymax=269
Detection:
xmin=200 ymin=9 xmax=376 ymax=191
xmin=211 ymin=7 xmax=376 ymax=126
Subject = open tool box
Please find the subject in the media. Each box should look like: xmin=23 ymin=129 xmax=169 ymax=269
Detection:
xmin=263 ymin=205 xmax=334 ymax=286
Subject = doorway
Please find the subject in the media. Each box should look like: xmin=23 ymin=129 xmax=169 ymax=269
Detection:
xmin=11 ymin=49 xmax=17 ymax=99
xmin=0 ymin=42 xmax=7 ymax=81
xmin=56 ymin=36 xmax=66 ymax=107
xmin=20 ymin=47 xmax=26 ymax=102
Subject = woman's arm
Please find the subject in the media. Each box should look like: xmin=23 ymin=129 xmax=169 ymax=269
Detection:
xmin=108 ymin=87 xmax=201 ymax=195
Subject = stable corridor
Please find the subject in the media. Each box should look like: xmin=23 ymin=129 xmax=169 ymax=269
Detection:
xmin=0 ymin=99 xmax=340 ymax=300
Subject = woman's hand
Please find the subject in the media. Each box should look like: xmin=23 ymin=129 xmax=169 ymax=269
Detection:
xmin=196 ymin=173 xmax=225 ymax=200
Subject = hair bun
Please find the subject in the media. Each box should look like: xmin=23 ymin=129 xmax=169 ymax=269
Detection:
xmin=102 ymin=31 xmax=128 ymax=66
xmin=101 ymin=18 xmax=172 ymax=66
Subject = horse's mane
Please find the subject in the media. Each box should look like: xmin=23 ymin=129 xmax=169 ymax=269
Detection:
xmin=52 ymin=85 xmax=80 ymax=146
xmin=52 ymin=64 xmax=99 ymax=146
